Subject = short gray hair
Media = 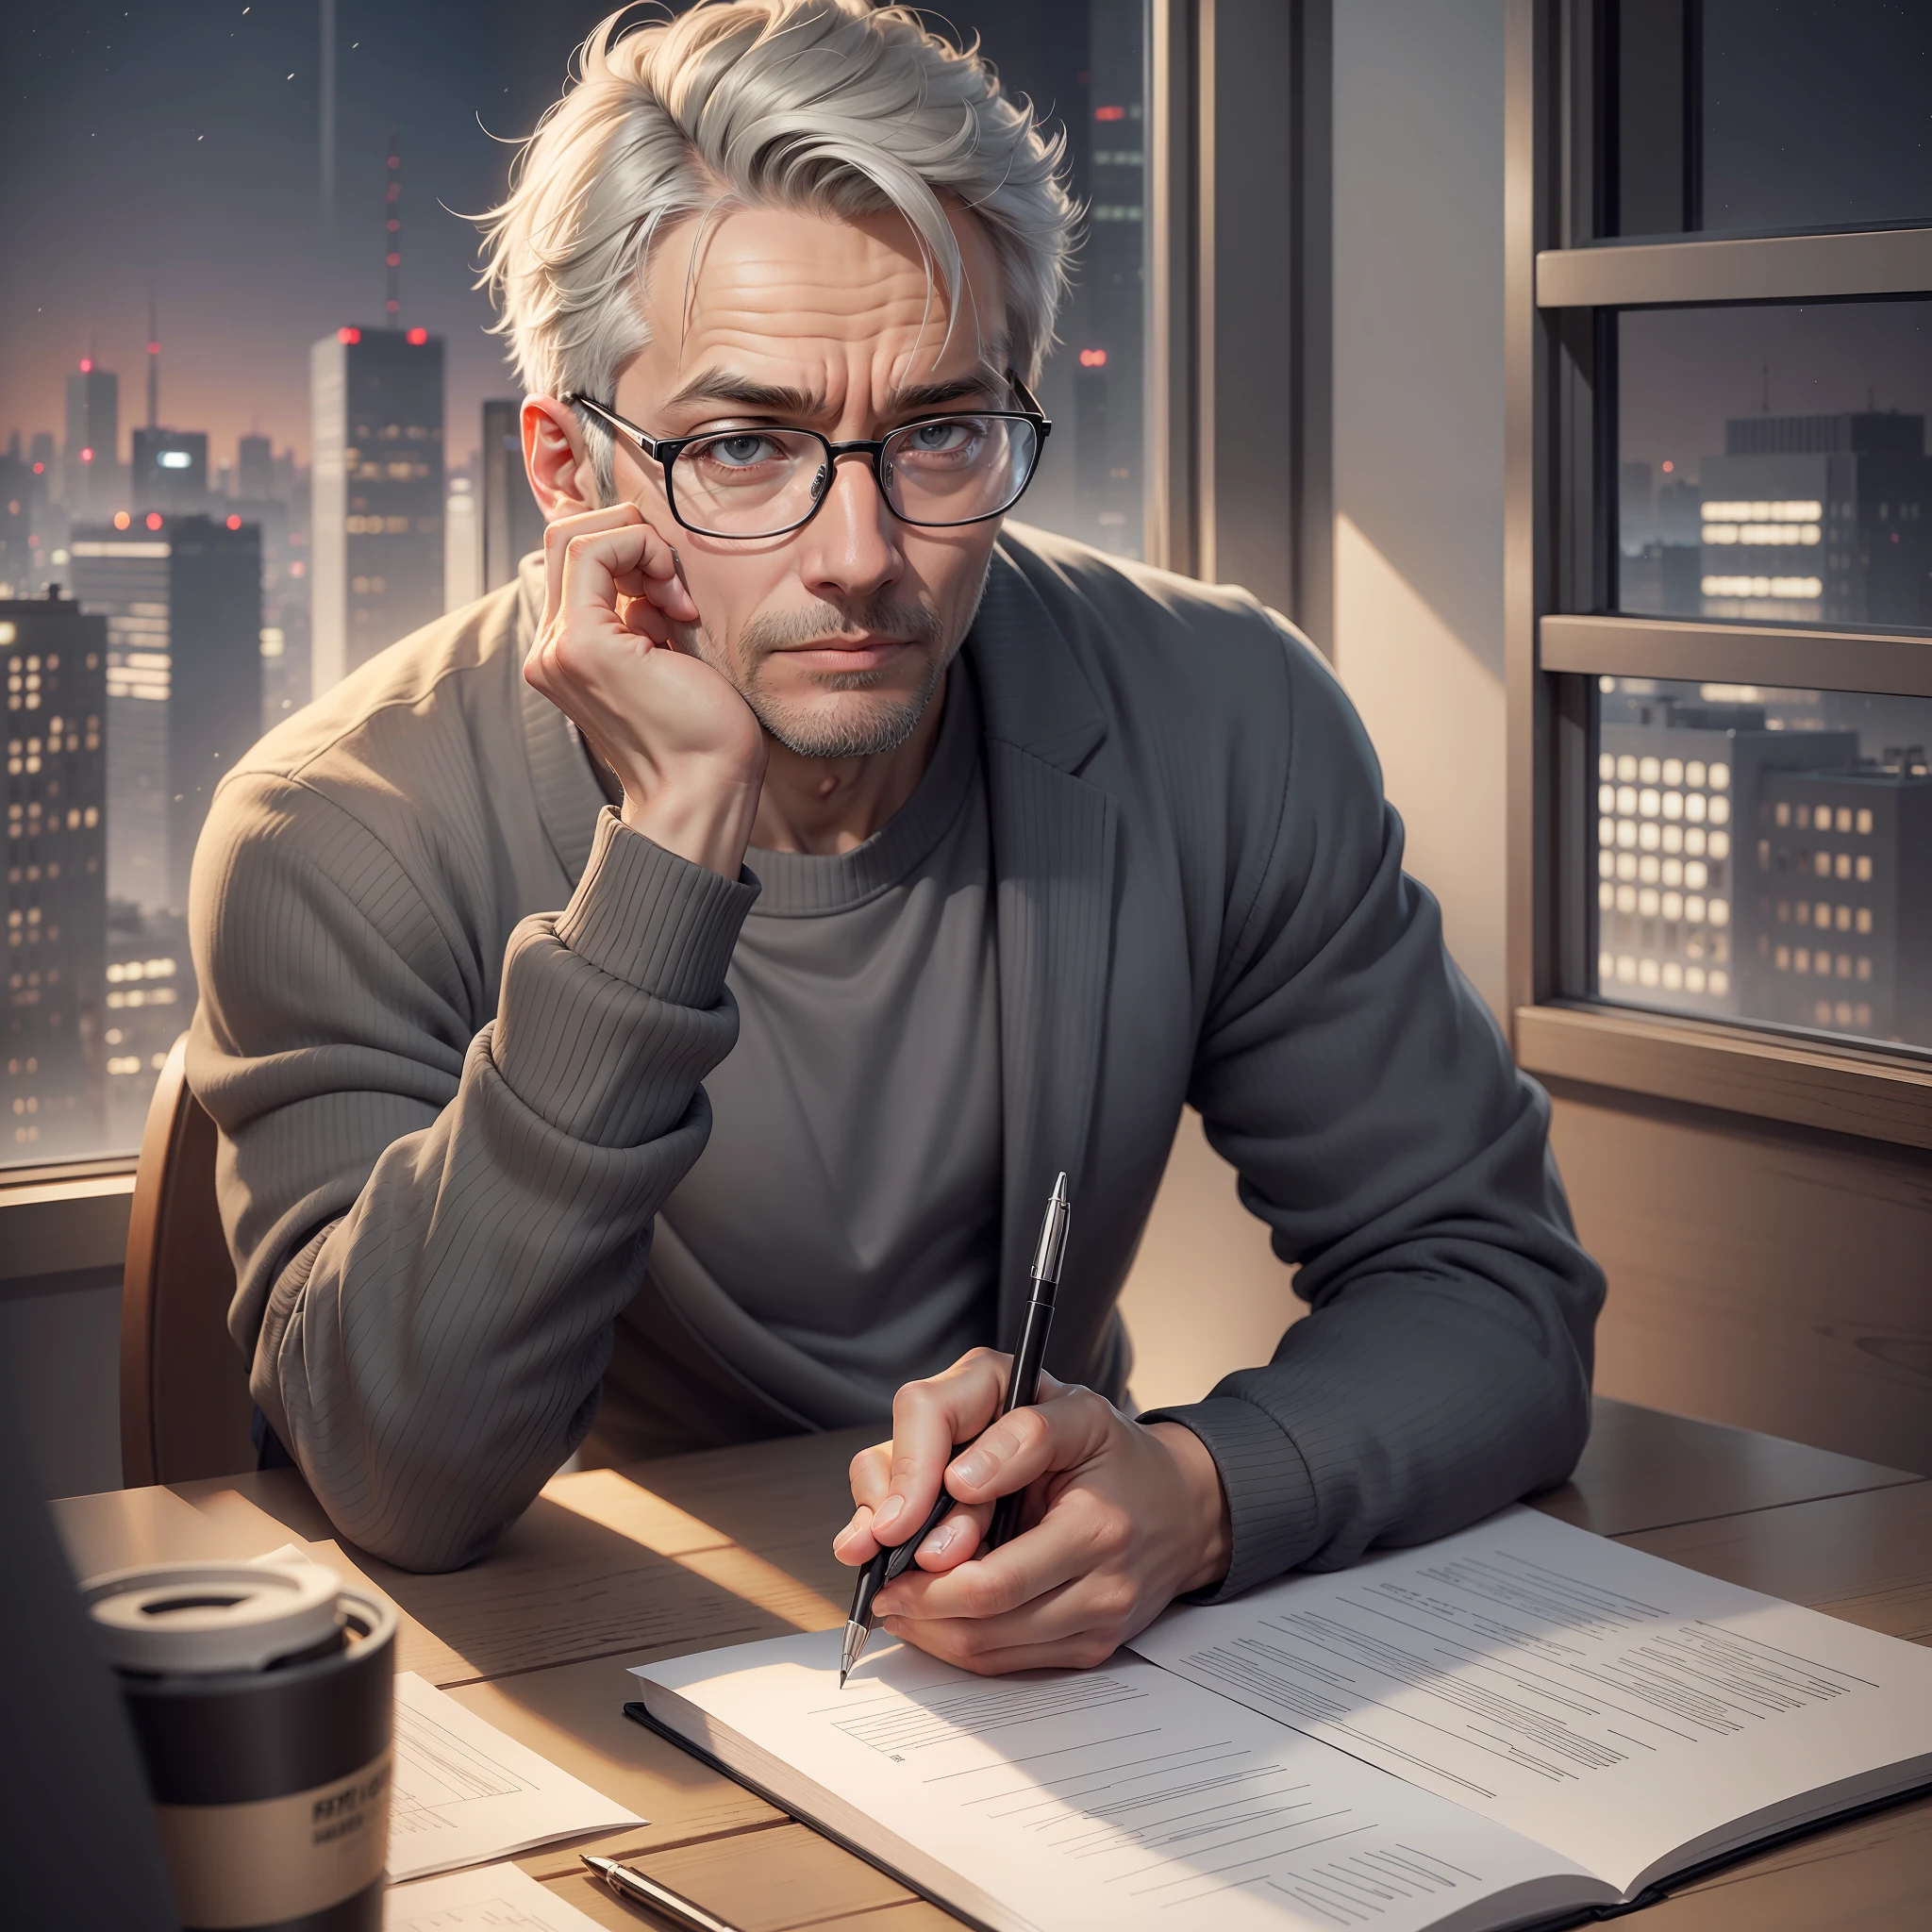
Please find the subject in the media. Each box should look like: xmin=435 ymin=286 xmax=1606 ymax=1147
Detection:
xmin=478 ymin=0 xmax=1074 ymax=490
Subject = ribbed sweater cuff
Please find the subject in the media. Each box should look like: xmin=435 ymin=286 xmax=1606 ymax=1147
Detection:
xmin=555 ymin=808 xmax=758 ymax=1008
xmin=1140 ymin=1394 xmax=1320 ymax=1601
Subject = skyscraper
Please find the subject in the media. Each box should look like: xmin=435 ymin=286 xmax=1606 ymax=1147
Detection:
xmin=130 ymin=427 xmax=211 ymax=513
xmin=310 ymin=325 xmax=444 ymax=693
xmin=481 ymin=399 xmax=541 ymax=591
xmin=1595 ymin=687 xmax=1857 ymax=1019
xmin=63 ymin=360 xmax=121 ymax=522
xmin=1746 ymin=764 xmax=1932 ymax=1046
xmin=70 ymin=514 xmax=262 ymax=914
xmin=3 ymin=591 xmax=108 ymax=1159
xmin=1697 ymin=411 xmax=1932 ymax=628
xmin=237 ymin=433 xmax=275 ymax=503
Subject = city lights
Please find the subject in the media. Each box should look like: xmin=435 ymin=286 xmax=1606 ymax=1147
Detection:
xmin=1078 ymin=348 xmax=1108 ymax=368
xmin=1700 ymin=575 xmax=1824 ymax=598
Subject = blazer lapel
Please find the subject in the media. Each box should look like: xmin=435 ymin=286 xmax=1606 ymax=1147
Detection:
xmin=972 ymin=539 xmax=1119 ymax=1356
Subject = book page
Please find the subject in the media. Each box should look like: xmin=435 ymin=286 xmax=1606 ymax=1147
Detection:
xmin=1129 ymin=1506 xmax=1932 ymax=1895
xmin=386 ymin=1673 xmax=643 ymax=1882
xmin=636 ymin=1631 xmax=1608 ymax=1932
xmin=385 ymin=1861 xmax=607 ymax=1930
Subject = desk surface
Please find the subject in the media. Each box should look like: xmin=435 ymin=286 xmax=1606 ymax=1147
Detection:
xmin=52 ymin=1397 xmax=1932 ymax=1932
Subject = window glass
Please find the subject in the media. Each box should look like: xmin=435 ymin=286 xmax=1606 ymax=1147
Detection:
xmin=1610 ymin=0 xmax=1932 ymax=238
xmin=1 ymin=2 xmax=1148 ymax=1169
xmin=1593 ymin=675 xmax=1932 ymax=1051
xmin=1616 ymin=300 xmax=1932 ymax=633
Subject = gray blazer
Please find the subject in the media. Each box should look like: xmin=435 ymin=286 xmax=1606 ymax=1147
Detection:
xmin=188 ymin=524 xmax=1603 ymax=1581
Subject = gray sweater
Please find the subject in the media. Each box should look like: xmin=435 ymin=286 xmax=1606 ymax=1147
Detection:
xmin=188 ymin=525 xmax=1605 ymax=1580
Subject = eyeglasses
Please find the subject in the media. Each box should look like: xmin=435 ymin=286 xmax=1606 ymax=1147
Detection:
xmin=565 ymin=370 xmax=1051 ymax=541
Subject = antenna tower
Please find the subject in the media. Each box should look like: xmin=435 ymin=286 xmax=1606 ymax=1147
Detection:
xmin=384 ymin=131 xmax=403 ymax=328
xmin=146 ymin=284 xmax=160 ymax=430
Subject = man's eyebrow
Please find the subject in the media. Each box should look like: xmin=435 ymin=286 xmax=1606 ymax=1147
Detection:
xmin=658 ymin=368 xmax=1007 ymax=421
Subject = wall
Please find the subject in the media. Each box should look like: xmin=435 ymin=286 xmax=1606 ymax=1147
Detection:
xmin=1331 ymin=0 xmax=1509 ymax=1021
xmin=1 ymin=1274 xmax=124 ymax=1499
xmin=1124 ymin=2 xmax=1516 ymax=1391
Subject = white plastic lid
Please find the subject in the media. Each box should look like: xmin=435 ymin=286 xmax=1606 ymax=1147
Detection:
xmin=82 ymin=1558 xmax=346 ymax=1674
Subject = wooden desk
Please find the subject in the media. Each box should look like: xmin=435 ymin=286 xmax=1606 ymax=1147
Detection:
xmin=52 ymin=1397 xmax=1932 ymax=1931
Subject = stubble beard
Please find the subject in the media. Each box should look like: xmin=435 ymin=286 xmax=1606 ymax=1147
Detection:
xmin=682 ymin=567 xmax=989 ymax=760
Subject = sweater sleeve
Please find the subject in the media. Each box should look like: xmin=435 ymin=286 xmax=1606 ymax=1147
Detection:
xmin=1141 ymin=628 xmax=1605 ymax=1599
xmin=188 ymin=789 xmax=757 ymax=1571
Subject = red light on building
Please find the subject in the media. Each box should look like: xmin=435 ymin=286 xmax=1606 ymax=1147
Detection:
xmin=1661 ymin=459 xmax=1674 ymax=473
xmin=225 ymin=513 xmax=243 ymax=531
xmin=147 ymin=341 xmax=160 ymax=355
xmin=80 ymin=447 xmax=93 ymax=463
xmin=338 ymin=326 xmax=362 ymax=344
xmin=31 ymin=462 xmax=43 ymax=475
xmin=1078 ymin=347 xmax=1108 ymax=368
xmin=406 ymin=326 xmax=428 ymax=346
xmin=386 ymin=301 xmax=400 ymax=314
xmin=1095 ymin=105 xmax=1125 ymax=121
xmin=290 ymin=560 xmax=306 ymax=578
xmin=79 ymin=357 xmax=93 ymax=373
xmin=387 ymin=253 xmax=402 ymax=268
xmin=146 ymin=512 xmax=164 ymax=531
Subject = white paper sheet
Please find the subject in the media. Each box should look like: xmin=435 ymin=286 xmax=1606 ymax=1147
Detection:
xmin=1128 ymin=1505 xmax=1932 ymax=1894
xmin=384 ymin=1860 xmax=608 ymax=1930
xmin=636 ymin=1631 xmax=1607 ymax=1932
xmin=385 ymin=1672 xmax=644 ymax=1882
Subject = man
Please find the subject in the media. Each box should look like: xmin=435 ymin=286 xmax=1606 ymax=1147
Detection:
xmin=190 ymin=0 xmax=1602 ymax=1675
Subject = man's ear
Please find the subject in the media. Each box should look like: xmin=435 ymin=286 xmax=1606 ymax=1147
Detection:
xmin=522 ymin=397 xmax=603 ymax=519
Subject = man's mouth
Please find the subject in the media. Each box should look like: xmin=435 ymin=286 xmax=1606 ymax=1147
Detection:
xmin=779 ymin=635 xmax=914 ymax=673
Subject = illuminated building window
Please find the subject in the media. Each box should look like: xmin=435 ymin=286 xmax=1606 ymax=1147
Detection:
xmin=1856 ymin=855 xmax=1873 ymax=881
xmin=1639 ymin=821 xmax=1661 ymax=852
xmin=1616 ymin=851 xmax=1638 ymax=881
xmin=1687 ymin=966 xmax=1708 ymax=992
xmin=1774 ymin=945 xmax=1790 ymax=971
xmin=1857 ymin=908 xmax=1873 ymax=934
xmin=1794 ymin=947 xmax=1810 ymax=974
xmin=1857 ymin=808 xmax=1874 ymax=835
xmin=1639 ymin=855 xmax=1660 ymax=884
xmin=1857 ymin=957 xmax=1873 ymax=980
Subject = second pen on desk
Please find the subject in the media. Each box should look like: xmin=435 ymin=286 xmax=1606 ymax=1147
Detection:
xmin=839 ymin=1171 xmax=1072 ymax=1688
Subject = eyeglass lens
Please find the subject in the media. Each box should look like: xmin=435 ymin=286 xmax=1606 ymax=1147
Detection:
xmin=668 ymin=417 xmax=1039 ymax=538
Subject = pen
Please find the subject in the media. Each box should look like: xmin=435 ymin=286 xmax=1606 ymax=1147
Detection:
xmin=583 ymin=1853 xmax=746 ymax=1932
xmin=840 ymin=1172 xmax=1072 ymax=1688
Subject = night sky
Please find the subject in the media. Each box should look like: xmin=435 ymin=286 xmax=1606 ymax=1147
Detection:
xmin=0 ymin=0 xmax=617 ymax=470
xmin=3 ymin=1 xmax=1927 ymax=479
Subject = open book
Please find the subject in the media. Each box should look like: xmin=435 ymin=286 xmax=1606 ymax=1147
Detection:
xmin=629 ymin=1506 xmax=1932 ymax=1932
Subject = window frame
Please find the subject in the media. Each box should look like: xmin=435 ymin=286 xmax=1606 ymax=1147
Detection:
xmin=1505 ymin=0 xmax=1932 ymax=1145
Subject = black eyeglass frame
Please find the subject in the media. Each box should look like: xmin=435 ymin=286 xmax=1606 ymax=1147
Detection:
xmin=565 ymin=369 xmax=1052 ymax=539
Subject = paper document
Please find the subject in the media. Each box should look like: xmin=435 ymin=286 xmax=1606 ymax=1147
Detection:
xmin=1128 ymin=1505 xmax=1932 ymax=1893
xmin=386 ymin=1672 xmax=643 ymax=1882
xmin=636 ymin=1631 xmax=1608 ymax=1932
xmin=384 ymin=1860 xmax=608 ymax=1930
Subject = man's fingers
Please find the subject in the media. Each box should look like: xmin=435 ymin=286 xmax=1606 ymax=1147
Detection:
xmin=874 ymin=1489 xmax=1121 ymax=1625
xmin=941 ymin=1383 xmax=1114 ymax=1507
xmin=866 ymin=1350 xmax=1012 ymax=1545
xmin=541 ymin=503 xmax=642 ymax=631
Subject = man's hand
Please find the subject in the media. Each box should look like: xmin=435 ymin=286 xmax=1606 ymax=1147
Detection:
xmin=834 ymin=1348 xmax=1233 ymax=1674
xmin=524 ymin=504 xmax=766 ymax=878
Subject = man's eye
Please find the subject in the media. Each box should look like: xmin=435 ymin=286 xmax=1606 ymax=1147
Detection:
xmin=704 ymin=434 xmax=779 ymax=467
xmin=900 ymin=419 xmax=983 ymax=459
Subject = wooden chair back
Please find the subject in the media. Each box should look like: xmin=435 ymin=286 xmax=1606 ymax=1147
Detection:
xmin=119 ymin=1033 xmax=256 ymax=1487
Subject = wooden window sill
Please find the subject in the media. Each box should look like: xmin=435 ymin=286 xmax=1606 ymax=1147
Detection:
xmin=1515 ymin=1003 xmax=1932 ymax=1151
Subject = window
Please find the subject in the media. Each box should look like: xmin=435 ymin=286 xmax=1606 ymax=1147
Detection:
xmin=1607 ymin=0 xmax=1932 ymax=240
xmin=1510 ymin=2 xmax=1932 ymax=1115
xmin=0 ymin=2 xmax=1153 ymax=1173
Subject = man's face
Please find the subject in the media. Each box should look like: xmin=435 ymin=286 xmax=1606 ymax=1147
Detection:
xmin=608 ymin=202 xmax=1013 ymax=759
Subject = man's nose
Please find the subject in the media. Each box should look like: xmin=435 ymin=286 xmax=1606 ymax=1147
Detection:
xmin=796 ymin=451 xmax=905 ymax=601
